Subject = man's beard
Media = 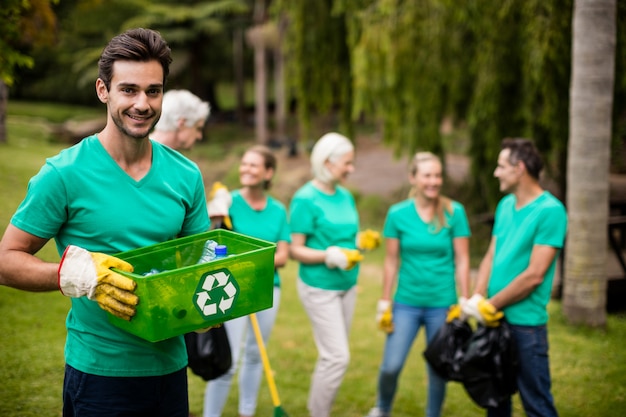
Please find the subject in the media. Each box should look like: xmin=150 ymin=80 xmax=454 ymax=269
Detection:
xmin=112 ymin=111 xmax=159 ymax=140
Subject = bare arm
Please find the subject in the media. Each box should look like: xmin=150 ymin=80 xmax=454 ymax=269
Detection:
xmin=0 ymin=224 xmax=59 ymax=291
xmin=381 ymin=237 xmax=399 ymax=300
xmin=453 ymin=236 xmax=470 ymax=299
xmin=488 ymin=244 xmax=559 ymax=310
xmin=473 ymin=236 xmax=496 ymax=296
xmin=288 ymin=233 xmax=326 ymax=265
xmin=273 ymin=240 xmax=290 ymax=268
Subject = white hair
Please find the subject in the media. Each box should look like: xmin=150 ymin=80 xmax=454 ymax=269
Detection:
xmin=154 ymin=89 xmax=211 ymax=132
xmin=310 ymin=132 xmax=354 ymax=183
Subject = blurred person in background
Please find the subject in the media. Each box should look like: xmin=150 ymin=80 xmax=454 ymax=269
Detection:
xmin=289 ymin=132 xmax=380 ymax=417
xmin=365 ymin=151 xmax=471 ymax=417
xmin=151 ymin=89 xmax=210 ymax=151
xmin=464 ymin=138 xmax=567 ymax=417
xmin=203 ymin=145 xmax=291 ymax=417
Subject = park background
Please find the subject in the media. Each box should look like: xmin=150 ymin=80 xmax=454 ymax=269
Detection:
xmin=2 ymin=1 xmax=626 ymax=416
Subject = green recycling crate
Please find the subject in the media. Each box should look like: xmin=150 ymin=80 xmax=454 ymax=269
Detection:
xmin=108 ymin=229 xmax=276 ymax=342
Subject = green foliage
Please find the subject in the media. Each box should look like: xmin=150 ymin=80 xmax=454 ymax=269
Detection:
xmin=275 ymin=0 xmax=578 ymax=211
xmin=13 ymin=0 xmax=253 ymax=108
xmin=349 ymin=0 xmax=446 ymax=157
xmin=13 ymin=0 xmax=144 ymax=103
xmin=0 ymin=0 xmax=57 ymax=85
xmin=121 ymin=0 xmax=251 ymax=111
xmin=274 ymin=0 xmax=354 ymax=142
xmin=121 ymin=0 xmax=248 ymax=33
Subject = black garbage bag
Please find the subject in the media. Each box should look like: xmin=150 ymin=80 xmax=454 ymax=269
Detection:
xmin=423 ymin=318 xmax=473 ymax=382
xmin=185 ymin=325 xmax=232 ymax=381
xmin=458 ymin=320 xmax=519 ymax=408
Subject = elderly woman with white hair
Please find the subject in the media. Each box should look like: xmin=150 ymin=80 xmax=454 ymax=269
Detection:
xmin=151 ymin=89 xmax=210 ymax=151
xmin=289 ymin=132 xmax=371 ymax=417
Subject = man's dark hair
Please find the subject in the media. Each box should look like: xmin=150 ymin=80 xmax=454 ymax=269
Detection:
xmin=501 ymin=137 xmax=544 ymax=180
xmin=98 ymin=28 xmax=172 ymax=90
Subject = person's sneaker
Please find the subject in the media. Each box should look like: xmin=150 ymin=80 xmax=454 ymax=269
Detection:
xmin=364 ymin=407 xmax=391 ymax=417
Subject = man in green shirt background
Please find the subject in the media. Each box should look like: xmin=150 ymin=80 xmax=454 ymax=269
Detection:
xmin=466 ymin=138 xmax=568 ymax=417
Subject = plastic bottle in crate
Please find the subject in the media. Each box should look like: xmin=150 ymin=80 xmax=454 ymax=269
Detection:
xmin=198 ymin=240 xmax=228 ymax=264
xmin=215 ymin=244 xmax=228 ymax=259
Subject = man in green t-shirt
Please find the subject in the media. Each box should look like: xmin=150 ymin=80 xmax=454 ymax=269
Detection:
xmin=465 ymin=138 xmax=567 ymax=417
xmin=0 ymin=29 xmax=209 ymax=416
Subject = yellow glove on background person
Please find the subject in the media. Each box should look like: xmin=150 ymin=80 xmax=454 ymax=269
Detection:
xmin=324 ymin=246 xmax=364 ymax=270
xmin=464 ymin=294 xmax=503 ymax=327
xmin=376 ymin=299 xmax=394 ymax=333
xmin=357 ymin=229 xmax=381 ymax=251
xmin=207 ymin=182 xmax=232 ymax=230
xmin=58 ymin=245 xmax=138 ymax=321
xmin=446 ymin=297 xmax=467 ymax=322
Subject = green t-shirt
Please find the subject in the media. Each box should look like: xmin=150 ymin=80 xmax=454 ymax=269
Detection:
xmin=289 ymin=181 xmax=360 ymax=290
xmin=11 ymin=136 xmax=210 ymax=376
xmin=383 ymin=199 xmax=471 ymax=307
xmin=229 ymin=190 xmax=291 ymax=286
xmin=488 ymin=191 xmax=567 ymax=325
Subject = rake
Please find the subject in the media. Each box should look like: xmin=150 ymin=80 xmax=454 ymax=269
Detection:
xmin=249 ymin=313 xmax=289 ymax=417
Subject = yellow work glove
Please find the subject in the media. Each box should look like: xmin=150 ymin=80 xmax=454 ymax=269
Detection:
xmin=324 ymin=246 xmax=364 ymax=270
xmin=465 ymin=294 xmax=503 ymax=327
xmin=446 ymin=297 xmax=468 ymax=322
xmin=195 ymin=323 xmax=222 ymax=333
xmin=357 ymin=229 xmax=381 ymax=251
xmin=207 ymin=182 xmax=232 ymax=230
xmin=58 ymin=245 xmax=138 ymax=321
xmin=376 ymin=299 xmax=394 ymax=333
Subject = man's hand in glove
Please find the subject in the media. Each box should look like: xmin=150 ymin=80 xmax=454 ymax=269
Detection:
xmin=376 ymin=299 xmax=394 ymax=333
xmin=58 ymin=245 xmax=138 ymax=321
xmin=207 ymin=181 xmax=232 ymax=230
xmin=324 ymin=246 xmax=363 ymax=270
xmin=357 ymin=229 xmax=381 ymax=251
xmin=464 ymin=294 xmax=503 ymax=327
xmin=446 ymin=297 xmax=467 ymax=322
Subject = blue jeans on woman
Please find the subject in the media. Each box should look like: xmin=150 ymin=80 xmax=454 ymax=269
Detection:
xmin=487 ymin=324 xmax=558 ymax=417
xmin=374 ymin=303 xmax=448 ymax=417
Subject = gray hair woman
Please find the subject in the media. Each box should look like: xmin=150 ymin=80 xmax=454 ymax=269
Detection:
xmin=151 ymin=89 xmax=210 ymax=150
xmin=288 ymin=132 xmax=364 ymax=417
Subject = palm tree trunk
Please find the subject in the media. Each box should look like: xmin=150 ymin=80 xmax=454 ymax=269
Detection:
xmin=564 ymin=0 xmax=616 ymax=327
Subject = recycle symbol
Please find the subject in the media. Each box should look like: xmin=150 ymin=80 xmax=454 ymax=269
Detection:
xmin=193 ymin=268 xmax=240 ymax=318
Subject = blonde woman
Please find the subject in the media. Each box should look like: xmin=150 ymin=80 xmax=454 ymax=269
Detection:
xmin=365 ymin=152 xmax=471 ymax=417
xmin=289 ymin=132 xmax=365 ymax=417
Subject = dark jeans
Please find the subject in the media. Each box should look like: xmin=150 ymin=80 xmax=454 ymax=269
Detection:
xmin=487 ymin=324 xmax=558 ymax=417
xmin=63 ymin=364 xmax=189 ymax=417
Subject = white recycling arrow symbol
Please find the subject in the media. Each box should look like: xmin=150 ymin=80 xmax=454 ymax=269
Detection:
xmin=195 ymin=270 xmax=238 ymax=317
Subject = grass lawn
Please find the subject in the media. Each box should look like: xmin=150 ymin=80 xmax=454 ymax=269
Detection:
xmin=1 ymin=102 xmax=625 ymax=416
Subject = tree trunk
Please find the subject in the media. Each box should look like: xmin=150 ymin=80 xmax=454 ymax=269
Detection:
xmin=252 ymin=0 xmax=268 ymax=145
xmin=233 ymin=28 xmax=246 ymax=123
xmin=0 ymin=80 xmax=7 ymax=144
xmin=564 ymin=0 xmax=616 ymax=327
xmin=253 ymin=44 xmax=268 ymax=144
xmin=273 ymin=13 xmax=288 ymax=146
